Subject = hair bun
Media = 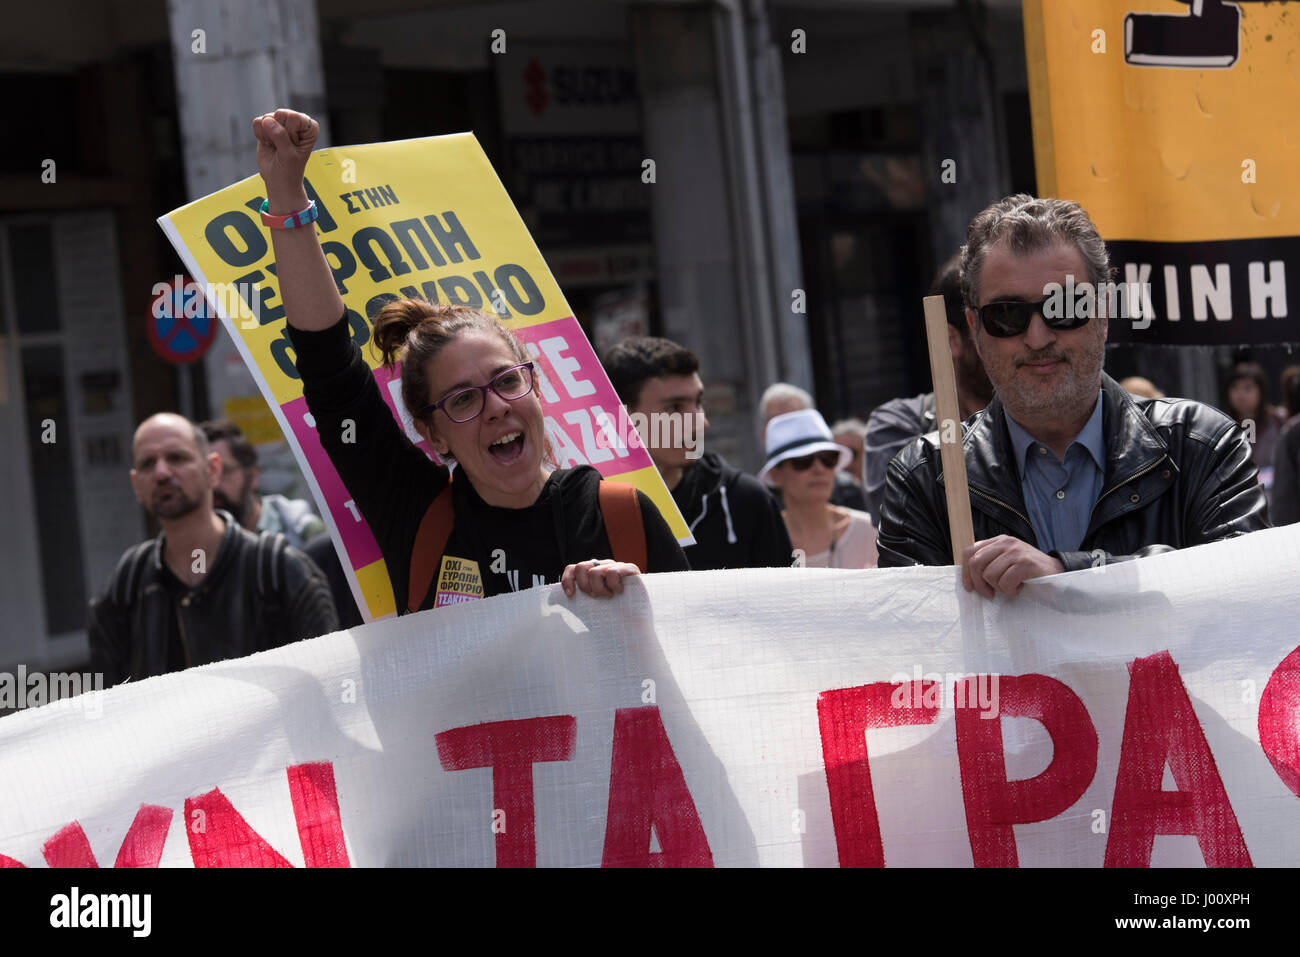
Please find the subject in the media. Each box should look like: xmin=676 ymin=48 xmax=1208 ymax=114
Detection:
xmin=371 ymin=299 xmax=443 ymax=369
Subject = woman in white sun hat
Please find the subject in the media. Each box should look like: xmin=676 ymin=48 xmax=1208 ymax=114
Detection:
xmin=760 ymin=409 xmax=878 ymax=569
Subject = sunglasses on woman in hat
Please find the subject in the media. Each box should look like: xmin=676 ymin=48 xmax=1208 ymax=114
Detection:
xmin=760 ymin=409 xmax=878 ymax=570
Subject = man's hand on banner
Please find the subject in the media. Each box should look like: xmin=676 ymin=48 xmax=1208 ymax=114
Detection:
xmin=961 ymin=535 xmax=1065 ymax=598
xmin=252 ymin=108 xmax=319 ymax=212
xmin=561 ymin=558 xmax=641 ymax=599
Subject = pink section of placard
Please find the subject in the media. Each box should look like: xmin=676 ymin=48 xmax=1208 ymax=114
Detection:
xmin=282 ymin=395 xmax=383 ymax=568
xmin=513 ymin=316 xmax=653 ymax=478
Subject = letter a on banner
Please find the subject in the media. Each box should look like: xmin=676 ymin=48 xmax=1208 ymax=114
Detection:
xmin=602 ymin=707 xmax=712 ymax=867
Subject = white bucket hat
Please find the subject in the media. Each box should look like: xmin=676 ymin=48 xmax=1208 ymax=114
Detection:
xmin=759 ymin=408 xmax=852 ymax=485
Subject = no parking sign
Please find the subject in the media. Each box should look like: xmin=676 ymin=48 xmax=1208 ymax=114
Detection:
xmin=147 ymin=275 xmax=218 ymax=364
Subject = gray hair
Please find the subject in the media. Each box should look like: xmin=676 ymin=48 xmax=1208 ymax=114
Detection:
xmin=960 ymin=194 xmax=1112 ymax=309
xmin=759 ymin=382 xmax=813 ymax=421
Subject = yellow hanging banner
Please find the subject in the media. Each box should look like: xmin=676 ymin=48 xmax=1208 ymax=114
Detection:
xmin=1023 ymin=0 xmax=1298 ymax=344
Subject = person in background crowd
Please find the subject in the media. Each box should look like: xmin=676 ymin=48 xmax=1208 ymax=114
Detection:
xmin=1119 ymin=376 xmax=1164 ymax=400
xmin=201 ymin=420 xmax=364 ymax=628
xmin=878 ymin=194 xmax=1269 ymax=594
xmin=831 ymin=418 xmax=867 ymax=486
xmin=761 ymin=409 xmax=877 ymax=569
xmin=302 ymin=532 xmax=365 ymax=631
xmin=200 ymin=419 xmax=326 ymax=550
xmin=759 ymin=383 xmax=870 ymax=512
xmin=863 ymin=252 xmax=994 ymax=524
xmin=254 ymin=108 xmax=688 ymax=612
xmin=89 ymin=413 xmax=338 ymax=686
xmin=604 ymin=337 xmax=793 ymax=570
xmin=1223 ymin=361 xmax=1287 ymax=473
xmin=1282 ymin=366 xmax=1300 ymax=419
xmin=1270 ymin=367 xmax=1300 ymax=526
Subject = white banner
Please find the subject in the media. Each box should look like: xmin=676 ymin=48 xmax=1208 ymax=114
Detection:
xmin=2 ymin=527 xmax=1299 ymax=867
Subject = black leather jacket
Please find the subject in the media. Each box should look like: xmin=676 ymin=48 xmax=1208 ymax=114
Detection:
xmin=89 ymin=511 xmax=339 ymax=686
xmin=877 ymin=374 xmax=1270 ymax=570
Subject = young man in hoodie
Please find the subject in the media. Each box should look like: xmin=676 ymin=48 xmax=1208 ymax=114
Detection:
xmin=604 ymin=337 xmax=794 ymax=570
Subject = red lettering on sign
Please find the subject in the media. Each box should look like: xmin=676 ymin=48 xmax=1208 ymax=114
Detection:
xmin=187 ymin=762 xmax=350 ymax=867
xmin=21 ymin=805 xmax=174 ymax=869
xmin=817 ymin=681 xmax=940 ymax=867
xmin=114 ymin=805 xmax=174 ymax=868
xmin=186 ymin=789 xmax=293 ymax=868
xmin=1259 ymin=645 xmax=1300 ymax=800
xmin=1105 ymin=651 xmax=1251 ymax=867
xmin=42 ymin=821 xmax=97 ymax=868
xmin=955 ymin=674 xmax=1098 ymax=867
xmin=287 ymin=762 xmax=351 ymax=868
xmin=602 ymin=706 xmax=713 ymax=867
xmin=436 ymin=715 xmax=577 ymax=868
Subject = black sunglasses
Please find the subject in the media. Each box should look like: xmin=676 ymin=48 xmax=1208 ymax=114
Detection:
xmin=787 ymin=450 xmax=841 ymax=471
xmin=977 ymin=299 xmax=1092 ymax=339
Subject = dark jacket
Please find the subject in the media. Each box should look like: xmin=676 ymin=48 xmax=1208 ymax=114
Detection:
xmin=864 ymin=392 xmax=937 ymax=523
xmin=88 ymin=512 xmax=339 ymax=687
xmin=877 ymin=374 xmax=1270 ymax=571
xmin=671 ymin=452 xmax=793 ymax=570
xmin=288 ymin=316 xmax=689 ymax=613
xmin=304 ymin=533 xmax=365 ymax=630
xmin=1271 ymin=415 xmax=1300 ymax=526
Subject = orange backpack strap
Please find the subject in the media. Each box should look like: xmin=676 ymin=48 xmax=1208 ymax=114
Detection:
xmin=408 ymin=484 xmax=455 ymax=613
xmin=598 ymin=481 xmax=648 ymax=573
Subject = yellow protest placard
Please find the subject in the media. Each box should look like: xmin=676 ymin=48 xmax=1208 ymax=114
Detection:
xmin=160 ymin=133 xmax=689 ymax=620
xmin=1024 ymin=0 xmax=1297 ymax=343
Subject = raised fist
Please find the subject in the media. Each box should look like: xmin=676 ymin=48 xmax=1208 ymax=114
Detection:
xmin=252 ymin=109 xmax=319 ymax=208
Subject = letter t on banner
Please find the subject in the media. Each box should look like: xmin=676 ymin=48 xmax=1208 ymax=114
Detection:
xmin=436 ymin=715 xmax=577 ymax=868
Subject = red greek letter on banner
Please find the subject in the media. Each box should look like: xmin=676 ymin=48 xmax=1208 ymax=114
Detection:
xmin=42 ymin=821 xmax=98 ymax=868
xmin=955 ymin=674 xmax=1098 ymax=868
xmin=287 ymin=762 xmax=351 ymax=868
xmin=817 ymin=680 xmax=940 ymax=868
xmin=29 ymin=805 xmax=174 ymax=869
xmin=1258 ymin=644 xmax=1300 ymax=800
xmin=602 ymin=706 xmax=713 ymax=868
xmin=114 ymin=805 xmax=174 ymax=868
xmin=187 ymin=761 xmax=349 ymax=867
xmin=435 ymin=715 xmax=577 ymax=868
xmin=186 ymin=789 xmax=292 ymax=868
xmin=1105 ymin=651 xmax=1252 ymax=867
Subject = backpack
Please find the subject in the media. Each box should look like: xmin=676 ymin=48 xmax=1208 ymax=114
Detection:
xmin=110 ymin=531 xmax=289 ymax=612
xmin=406 ymin=479 xmax=648 ymax=614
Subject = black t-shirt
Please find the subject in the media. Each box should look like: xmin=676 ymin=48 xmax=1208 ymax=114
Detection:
xmin=288 ymin=314 xmax=688 ymax=612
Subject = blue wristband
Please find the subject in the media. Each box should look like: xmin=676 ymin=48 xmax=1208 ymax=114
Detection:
xmin=260 ymin=199 xmax=319 ymax=229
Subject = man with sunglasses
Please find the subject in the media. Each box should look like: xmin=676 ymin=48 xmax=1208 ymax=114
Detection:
xmin=877 ymin=194 xmax=1269 ymax=594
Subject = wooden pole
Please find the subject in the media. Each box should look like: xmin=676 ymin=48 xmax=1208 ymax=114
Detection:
xmin=922 ymin=295 xmax=975 ymax=564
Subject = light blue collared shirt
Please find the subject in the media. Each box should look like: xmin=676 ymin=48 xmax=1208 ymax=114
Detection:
xmin=1003 ymin=392 xmax=1106 ymax=553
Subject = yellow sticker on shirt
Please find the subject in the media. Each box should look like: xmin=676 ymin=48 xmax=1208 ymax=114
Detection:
xmin=434 ymin=555 xmax=485 ymax=608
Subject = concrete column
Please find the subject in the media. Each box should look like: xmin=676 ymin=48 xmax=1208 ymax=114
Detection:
xmin=167 ymin=0 xmax=330 ymax=199
xmin=166 ymin=0 xmax=329 ymax=491
xmin=632 ymin=0 xmax=808 ymax=471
